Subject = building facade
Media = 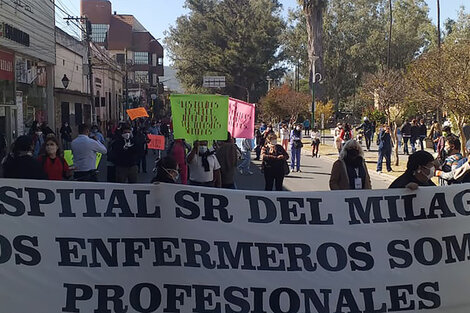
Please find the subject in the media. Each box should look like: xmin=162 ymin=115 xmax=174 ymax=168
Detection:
xmin=55 ymin=28 xmax=91 ymax=134
xmin=81 ymin=0 xmax=163 ymax=117
xmin=54 ymin=27 xmax=124 ymax=135
xmin=0 ymin=1 xmax=55 ymax=145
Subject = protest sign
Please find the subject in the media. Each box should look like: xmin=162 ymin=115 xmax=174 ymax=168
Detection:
xmin=126 ymin=107 xmax=149 ymax=120
xmin=170 ymin=94 xmax=229 ymax=141
xmin=63 ymin=150 xmax=102 ymax=169
xmin=228 ymin=98 xmax=255 ymax=139
xmin=147 ymin=134 xmax=165 ymax=150
xmin=2 ymin=180 xmax=470 ymax=312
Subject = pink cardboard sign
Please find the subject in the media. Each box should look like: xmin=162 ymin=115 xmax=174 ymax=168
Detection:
xmin=228 ymin=98 xmax=255 ymax=139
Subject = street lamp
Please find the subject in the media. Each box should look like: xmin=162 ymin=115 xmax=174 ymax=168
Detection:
xmin=266 ymin=76 xmax=273 ymax=90
xmin=311 ymin=55 xmax=321 ymax=126
xmin=61 ymin=74 xmax=70 ymax=89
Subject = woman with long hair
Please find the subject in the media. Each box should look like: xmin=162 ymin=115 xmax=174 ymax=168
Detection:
xmin=330 ymin=140 xmax=371 ymax=190
xmin=261 ymin=133 xmax=289 ymax=191
xmin=38 ymin=136 xmax=71 ymax=180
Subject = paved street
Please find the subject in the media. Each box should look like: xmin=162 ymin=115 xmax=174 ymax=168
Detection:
xmin=96 ymin=146 xmax=392 ymax=191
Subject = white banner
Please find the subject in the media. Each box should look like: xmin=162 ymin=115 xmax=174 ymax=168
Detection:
xmin=1 ymin=179 xmax=470 ymax=312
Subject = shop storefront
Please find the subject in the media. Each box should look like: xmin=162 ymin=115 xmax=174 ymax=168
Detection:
xmin=0 ymin=2 xmax=55 ymax=141
xmin=0 ymin=49 xmax=16 ymax=146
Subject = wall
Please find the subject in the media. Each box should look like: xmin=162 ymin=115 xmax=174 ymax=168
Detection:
xmin=0 ymin=1 xmax=55 ymax=64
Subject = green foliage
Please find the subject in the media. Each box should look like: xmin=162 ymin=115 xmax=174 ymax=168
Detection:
xmin=258 ymin=85 xmax=311 ymax=123
xmin=165 ymin=0 xmax=285 ymax=102
xmin=283 ymin=0 xmax=434 ymax=113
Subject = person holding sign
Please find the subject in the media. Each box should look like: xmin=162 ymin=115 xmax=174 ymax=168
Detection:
xmin=389 ymin=150 xmax=436 ymax=189
xmin=111 ymin=125 xmax=141 ymax=184
xmin=187 ymin=140 xmax=222 ymax=187
xmin=261 ymin=133 xmax=289 ymax=191
xmin=329 ymin=140 xmax=371 ymax=190
xmin=3 ymin=135 xmax=47 ymax=180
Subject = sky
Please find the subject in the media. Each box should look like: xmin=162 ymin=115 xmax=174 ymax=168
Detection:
xmin=60 ymin=0 xmax=467 ymax=65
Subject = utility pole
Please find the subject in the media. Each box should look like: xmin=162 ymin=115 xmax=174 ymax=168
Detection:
xmin=64 ymin=16 xmax=96 ymax=124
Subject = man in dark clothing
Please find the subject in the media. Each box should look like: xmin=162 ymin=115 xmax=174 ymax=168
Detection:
xmin=410 ymin=119 xmax=420 ymax=153
xmin=40 ymin=121 xmax=55 ymax=137
xmin=401 ymin=120 xmax=412 ymax=155
xmin=112 ymin=125 xmax=140 ymax=183
xmin=377 ymin=125 xmax=393 ymax=173
xmin=3 ymin=135 xmax=47 ymax=180
xmin=356 ymin=117 xmax=373 ymax=151
xmin=216 ymin=133 xmax=239 ymax=189
xmin=418 ymin=119 xmax=427 ymax=151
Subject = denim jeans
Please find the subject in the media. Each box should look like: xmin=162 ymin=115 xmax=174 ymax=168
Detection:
xmin=377 ymin=149 xmax=392 ymax=172
xmin=238 ymin=150 xmax=251 ymax=172
xmin=291 ymin=147 xmax=301 ymax=171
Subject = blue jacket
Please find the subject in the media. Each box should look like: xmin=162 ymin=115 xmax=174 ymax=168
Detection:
xmin=378 ymin=131 xmax=392 ymax=151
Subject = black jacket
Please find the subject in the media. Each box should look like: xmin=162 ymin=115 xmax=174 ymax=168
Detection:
xmin=3 ymin=155 xmax=47 ymax=180
xmin=389 ymin=171 xmax=436 ymax=189
xmin=111 ymin=137 xmax=140 ymax=167
xmin=411 ymin=125 xmax=420 ymax=139
xmin=401 ymin=123 xmax=412 ymax=137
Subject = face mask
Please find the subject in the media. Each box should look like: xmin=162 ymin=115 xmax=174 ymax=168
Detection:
xmin=296 ymin=127 xmax=301 ymax=131
xmin=426 ymin=166 xmax=435 ymax=180
xmin=348 ymin=149 xmax=359 ymax=159
xmin=271 ymin=139 xmax=278 ymax=145
xmin=443 ymin=132 xmax=449 ymax=137
xmin=122 ymin=133 xmax=131 ymax=140
xmin=46 ymin=145 xmax=57 ymax=155
xmin=199 ymin=146 xmax=208 ymax=154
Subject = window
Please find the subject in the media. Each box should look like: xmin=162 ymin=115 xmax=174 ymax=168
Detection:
xmin=91 ymin=24 xmax=109 ymax=43
xmin=116 ymin=53 xmax=125 ymax=65
xmin=152 ymin=74 xmax=157 ymax=86
xmin=101 ymin=97 xmax=106 ymax=107
xmin=134 ymin=52 xmax=149 ymax=65
xmin=158 ymin=57 xmax=163 ymax=66
xmin=134 ymin=71 xmax=149 ymax=84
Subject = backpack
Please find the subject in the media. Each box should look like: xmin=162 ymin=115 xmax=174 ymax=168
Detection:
xmin=344 ymin=130 xmax=351 ymax=141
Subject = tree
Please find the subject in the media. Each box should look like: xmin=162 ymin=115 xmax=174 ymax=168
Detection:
xmin=300 ymin=0 xmax=327 ymax=102
xmin=285 ymin=0 xmax=434 ymax=111
xmin=360 ymin=69 xmax=407 ymax=165
xmin=258 ymin=85 xmax=310 ymax=123
xmin=165 ymin=0 xmax=285 ymax=102
xmin=407 ymin=42 xmax=470 ymax=153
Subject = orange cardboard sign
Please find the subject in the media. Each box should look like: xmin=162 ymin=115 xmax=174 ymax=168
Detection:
xmin=126 ymin=107 xmax=149 ymax=120
xmin=148 ymin=134 xmax=166 ymax=150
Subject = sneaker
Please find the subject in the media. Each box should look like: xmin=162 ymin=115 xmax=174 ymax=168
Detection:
xmin=247 ymin=171 xmax=254 ymax=175
xmin=376 ymin=170 xmax=382 ymax=174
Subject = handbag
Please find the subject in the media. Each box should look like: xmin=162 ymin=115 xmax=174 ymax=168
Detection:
xmin=283 ymin=160 xmax=290 ymax=176
xmin=293 ymin=140 xmax=303 ymax=149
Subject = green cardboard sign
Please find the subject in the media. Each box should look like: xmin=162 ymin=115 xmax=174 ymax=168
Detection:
xmin=64 ymin=150 xmax=102 ymax=169
xmin=171 ymin=94 xmax=229 ymax=142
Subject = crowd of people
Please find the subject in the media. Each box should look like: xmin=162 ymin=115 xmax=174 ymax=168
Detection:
xmin=2 ymin=117 xmax=470 ymax=194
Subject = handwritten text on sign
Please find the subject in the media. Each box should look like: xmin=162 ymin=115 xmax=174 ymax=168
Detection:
xmin=2 ymin=180 xmax=470 ymax=312
xmin=228 ymin=98 xmax=255 ymax=139
xmin=170 ymin=94 xmax=229 ymax=141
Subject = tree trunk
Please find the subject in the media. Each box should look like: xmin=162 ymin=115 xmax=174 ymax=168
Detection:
xmin=387 ymin=0 xmax=393 ymax=69
xmin=304 ymin=1 xmax=326 ymax=102
xmin=393 ymin=122 xmax=399 ymax=166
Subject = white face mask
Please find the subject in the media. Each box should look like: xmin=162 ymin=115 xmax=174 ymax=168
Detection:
xmin=296 ymin=127 xmax=301 ymax=131
xmin=199 ymin=146 xmax=208 ymax=154
xmin=426 ymin=166 xmax=435 ymax=180
xmin=122 ymin=133 xmax=131 ymax=140
xmin=270 ymin=139 xmax=278 ymax=145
